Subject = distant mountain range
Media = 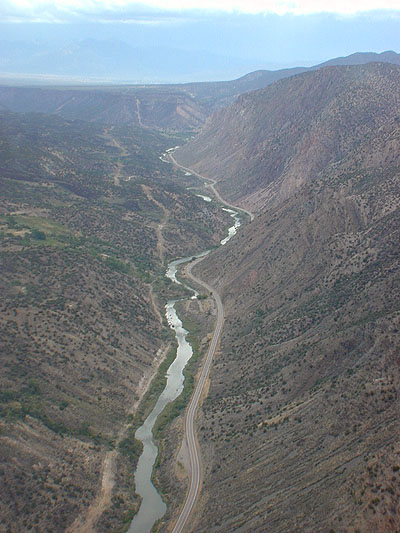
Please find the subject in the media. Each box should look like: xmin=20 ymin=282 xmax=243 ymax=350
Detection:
xmin=0 ymin=38 xmax=256 ymax=84
xmin=1 ymin=50 xmax=400 ymax=132
xmin=0 ymin=39 xmax=399 ymax=86
xmin=178 ymin=50 xmax=400 ymax=108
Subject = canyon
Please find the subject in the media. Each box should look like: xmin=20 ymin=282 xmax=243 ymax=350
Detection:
xmin=174 ymin=62 xmax=400 ymax=532
xmin=1 ymin=58 xmax=400 ymax=533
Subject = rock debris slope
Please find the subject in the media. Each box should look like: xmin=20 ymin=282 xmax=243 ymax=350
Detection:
xmin=179 ymin=64 xmax=400 ymax=532
xmin=176 ymin=63 xmax=400 ymax=213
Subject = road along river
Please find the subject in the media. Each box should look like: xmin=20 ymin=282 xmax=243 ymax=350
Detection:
xmin=128 ymin=256 xmax=199 ymax=533
xmin=129 ymin=164 xmax=249 ymax=532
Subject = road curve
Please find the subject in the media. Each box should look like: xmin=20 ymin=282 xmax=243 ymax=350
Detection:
xmin=169 ymin=154 xmax=254 ymax=532
xmin=169 ymin=153 xmax=255 ymax=222
xmin=171 ymin=256 xmax=224 ymax=533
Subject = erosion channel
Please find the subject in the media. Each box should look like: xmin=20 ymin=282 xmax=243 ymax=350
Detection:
xmin=129 ymin=182 xmax=243 ymax=533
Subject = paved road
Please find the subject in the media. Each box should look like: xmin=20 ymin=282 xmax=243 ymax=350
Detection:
xmin=171 ymin=256 xmax=224 ymax=533
xmin=169 ymin=152 xmax=254 ymax=532
xmin=169 ymin=153 xmax=255 ymax=222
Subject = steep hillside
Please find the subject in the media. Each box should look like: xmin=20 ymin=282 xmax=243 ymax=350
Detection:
xmin=179 ymin=50 xmax=400 ymax=106
xmin=185 ymin=69 xmax=400 ymax=532
xmin=0 ymin=111 xmax=230 ymax=532
xmin=175 ymin=63 xmax=400 ymax=212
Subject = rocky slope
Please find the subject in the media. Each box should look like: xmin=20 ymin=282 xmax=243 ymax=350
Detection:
xmin=175 ymin=63 xmax=400 ymax=213
xmin=183 ymin=65 xmax=400 ymax=532
xmin=176 ymin=50 xmax=400 ymax=111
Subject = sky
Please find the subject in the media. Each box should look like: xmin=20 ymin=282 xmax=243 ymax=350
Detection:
xmin=1 ymin=1 xmax=400 ymax=82
xmin=2 ymin=0 xmax=400 ymax=20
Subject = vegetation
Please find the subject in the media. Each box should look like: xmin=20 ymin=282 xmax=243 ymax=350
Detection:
xmin=0 ymin=109 xmax=229 ymax=532
xmin=180 ymin=64 xmax=400 ymax=532
xmin=153 ymin=316 xmax=202 ymax=439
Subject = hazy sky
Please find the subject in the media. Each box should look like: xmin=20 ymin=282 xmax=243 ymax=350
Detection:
xmin=3 ymin=0 xmax=400 ymax=21
xmin=1 ymin=0 xmax=400 ymax=80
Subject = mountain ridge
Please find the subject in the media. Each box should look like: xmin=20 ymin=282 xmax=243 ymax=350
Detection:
xmin=172 ymin=59 xmax=400 ymax=533
xmin=175 ymin=62 xmax=400 ymax=211
xmin=1 ymin=50 xmax=400 ymax=131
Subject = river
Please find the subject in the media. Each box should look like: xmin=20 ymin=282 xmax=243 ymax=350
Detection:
xmin=129 ymin=197 xmax=241 ymax=533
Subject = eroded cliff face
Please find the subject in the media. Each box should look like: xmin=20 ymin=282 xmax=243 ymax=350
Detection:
xmin=175 ymin=63 xmax=400 ymax=213
xmin=0 ymin=87 xmax=208 ymax=131
xmin=185 ymin=66 xmax=400 ymax=531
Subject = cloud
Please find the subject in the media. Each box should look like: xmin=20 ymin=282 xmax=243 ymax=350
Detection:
xmin=0 ymin=1 xmax=149 ymax=23
xmin=1 ymin=0 xmax=400 ymax=23
xmin=120 ymin=1 xmax=400 ymax=15
xmin=0 ymin=1 xmax=194 ymax=24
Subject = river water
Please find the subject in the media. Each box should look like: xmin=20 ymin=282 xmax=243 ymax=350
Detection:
xmin=129 ymin=198 xmax=241 ymax=533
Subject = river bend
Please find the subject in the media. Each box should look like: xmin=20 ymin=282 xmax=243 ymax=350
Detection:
xmin=129 ymin=195 xmax=241 ymax=532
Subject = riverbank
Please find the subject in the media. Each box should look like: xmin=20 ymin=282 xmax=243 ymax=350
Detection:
xmin=126 ymin=152 xmax=250 ymax=532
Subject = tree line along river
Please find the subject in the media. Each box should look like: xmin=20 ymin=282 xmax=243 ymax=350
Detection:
xmin=129 ymin=185 xmax=242 ymax=533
